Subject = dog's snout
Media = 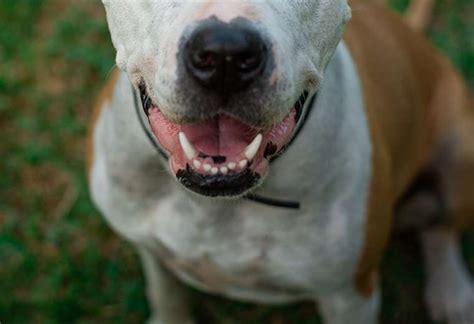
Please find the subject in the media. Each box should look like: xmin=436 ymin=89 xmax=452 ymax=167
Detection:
xmin=183 ymin=19 xmax=268 ymax=93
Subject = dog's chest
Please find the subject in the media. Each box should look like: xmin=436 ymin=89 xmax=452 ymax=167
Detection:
xmin=147 ymin=195 xmax=365 ymax=302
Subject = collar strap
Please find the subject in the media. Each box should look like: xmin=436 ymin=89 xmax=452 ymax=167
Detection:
xmin=132 ymin=85 xmax=316 ymax=210
xmin=246 ymin=193 xmax=300 ymax=209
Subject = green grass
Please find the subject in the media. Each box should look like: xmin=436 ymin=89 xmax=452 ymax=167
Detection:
xmin=0 ymin=1 xmax=473 ymax=323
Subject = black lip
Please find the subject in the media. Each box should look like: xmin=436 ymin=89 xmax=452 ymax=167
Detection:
xmin=176 ymin=165 xmax=261 ymax=197
xmin=294 ymin=90 xmax=309 ymax=124
xmin=138 ymin=81 xmax=153 ymax=116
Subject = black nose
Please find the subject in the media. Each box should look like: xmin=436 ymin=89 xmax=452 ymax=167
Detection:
xmin=183 ymin=20 xmax=268 ymax=93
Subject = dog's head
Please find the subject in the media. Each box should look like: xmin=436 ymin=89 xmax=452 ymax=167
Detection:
xmin=102 ymin=0 xmax=351 ymax=198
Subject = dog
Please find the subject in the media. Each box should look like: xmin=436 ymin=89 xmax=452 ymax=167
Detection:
xmin=89 ymin=0 xmax=474 ymax=323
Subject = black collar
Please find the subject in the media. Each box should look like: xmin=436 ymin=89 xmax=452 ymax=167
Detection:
xmin=132 ymin=85 xmax=316 ymax=210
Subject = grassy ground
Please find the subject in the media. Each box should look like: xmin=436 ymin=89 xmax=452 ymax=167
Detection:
xmin=0 ymin=0 xmax=473 ymax=323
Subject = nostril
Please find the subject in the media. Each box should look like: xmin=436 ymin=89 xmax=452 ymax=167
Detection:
xmin=236 ymin=51 xmax=264 ymax=72
xmin=191 ymin=50 xmax=218 ymax=71
xmin=231 ymin=41 xmax=267 ymax=74
xmin=183 ymin=18 xmax=269 ymax=93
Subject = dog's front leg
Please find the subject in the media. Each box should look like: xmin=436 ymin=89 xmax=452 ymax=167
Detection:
xmin=138 ymin=248 xmax=194 ymax=324
xmin=421 ymin=227 xmax=474 ymax=324
xmin=318 ymin=285 xmax=380 ymax=324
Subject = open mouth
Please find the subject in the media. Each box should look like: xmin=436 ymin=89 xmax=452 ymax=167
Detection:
xmin=139 ymin=82 xmax=310 ymax=197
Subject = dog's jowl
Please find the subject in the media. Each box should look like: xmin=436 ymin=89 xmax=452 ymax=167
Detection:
xmin=89 ymin=1 xmax=474 ymax=323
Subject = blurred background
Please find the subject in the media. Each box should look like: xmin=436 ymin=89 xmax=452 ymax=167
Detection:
xmin=0 ymin=0 xmax=473 ymax=323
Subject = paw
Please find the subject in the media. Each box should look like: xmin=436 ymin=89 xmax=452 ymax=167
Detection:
xmin=425 ymin=281 xmax=474 ymax=324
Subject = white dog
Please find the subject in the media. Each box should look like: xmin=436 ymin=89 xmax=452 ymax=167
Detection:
xmin=89 ymin=0 xmax=474 ymax=323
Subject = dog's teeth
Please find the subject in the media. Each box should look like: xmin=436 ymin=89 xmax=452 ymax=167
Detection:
xmin=203 ymin=164 xmax=212 ymax=172
xmin=178 ymin=132 xmax=197 ymax=160
xmin=220 ymin=167 xmax=228 ymax=175
xmin=211 ymin=167 xmax=218 ymax=175
xmin=239 ymin=159 xmax=248 ymax=169
xmin=193 ymin=160 xmax=201 ymax=170
xmin=244 ymin=134 xmax=263 ymax=161
xmin=228 ymin=162 xmax=236 ymax=170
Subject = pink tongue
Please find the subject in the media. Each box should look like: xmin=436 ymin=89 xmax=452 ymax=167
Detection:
xmin=181 ymin=115 xmax=257 ymax=156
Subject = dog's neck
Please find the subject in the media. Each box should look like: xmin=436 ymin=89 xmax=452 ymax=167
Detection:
xmin=242 ymin=41 xmax=371 ymax=211
xmin=98 ymin=40 xmax=371 ymax=214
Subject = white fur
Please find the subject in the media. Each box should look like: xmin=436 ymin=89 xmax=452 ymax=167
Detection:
xmin=102 ymin=0 xmax=351 ymax=124
xmin=93 ymin=1 xmax=377 ymax=323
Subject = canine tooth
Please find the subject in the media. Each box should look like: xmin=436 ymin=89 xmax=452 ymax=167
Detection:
xmin=239 ymin=159 xmax=248 ymax=169
xmin=203 ymin=164 xmax=212 ymax=172
xmin=178 ymin=132 xmax=197 ymax=160
xmin=211 ymin=167 xmax=218 ymax=175
xmin=244 ymin=134 xmax=263 ymax=161
xmin=193 ymin=160 xmax=201 ymax=169
xmin=228 ymin=162 xmax=236 ymax=170
xmin=220 ymin=167 xmax=228 ymax=175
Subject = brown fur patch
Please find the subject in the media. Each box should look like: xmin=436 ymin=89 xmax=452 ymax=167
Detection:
xmin=406 ymin=0 xmax=435 ymax=32
xmin=345 ymin=0 xmax=472 ymax=296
